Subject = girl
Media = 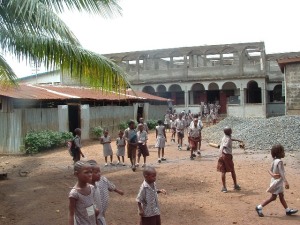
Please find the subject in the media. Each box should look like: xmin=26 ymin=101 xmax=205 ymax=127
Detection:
xmin=68 ymin=161 xmax=98 ymax=225
xmin=255 ymin=144 xmax=298 ymax=217
xmin=136 ymin=123 xmax=149 ymax=167
xmin=72 ymin=128 xmax=84 ymax=163
xmin=155 ymin=120 xmax=167 ymax=163
xmin=170 ymin=117 xmax=176 ymax=142
xmin=100 ymin=130 xmax=113 ymax=166
xmin=116 ymin=130 xmax=126 ymax=166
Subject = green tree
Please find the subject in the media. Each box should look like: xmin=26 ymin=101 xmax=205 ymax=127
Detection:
xmin=0 ymin=0 xmax=128 ymax=92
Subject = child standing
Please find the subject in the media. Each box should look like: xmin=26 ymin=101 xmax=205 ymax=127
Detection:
xmin=174 ymin=113 xmax=185 ymax=150
xmin=255 ymin=144 xmax=298 ymax=217
xmin=170 ymin=117 xmax=176 ymax=142
xmin=68 ymin=161 xmax=98 ymax=225
xmin=188 ymin=117 xmax=202 ymax=160
xmin=217 ymin=127 xmax=243 ymax=193
xmin=116 ymin=130 xmax=126 ymax=166
xmin=100 ymin=130 xmax=113 ymax=166
xmin=88 ymin=160 xmax=124 ymax=225
xmin=136 ymin=166 xmax=166 ymax=225
xmin=72 ymin=128 xmax=84 ymax=163
xmin=124 ymin=120 xmax=138 ymax=172
xmin=155 ymin=120 xmax=167 ymax=163
xmin=136 ymin=124 xmax=149 ymax=167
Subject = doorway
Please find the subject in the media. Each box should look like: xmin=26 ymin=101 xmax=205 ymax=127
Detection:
xmin=68 ymin=104 xmax=81 ymax=135
xmin=207 ymin=90 xmax=220 ymax=103
xmin=137 ymin=103 xmax=144 ymax=122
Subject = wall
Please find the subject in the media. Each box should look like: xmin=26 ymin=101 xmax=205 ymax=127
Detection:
xmin=148 ymin=105 xmax=167 ymax=121
xmin=285 ymin=64 xmax=300 ymax=115
xmin=266 ymin=103 xmax=285 ymax=117
xmin=228 ymin=104 xmax=265 ymax=117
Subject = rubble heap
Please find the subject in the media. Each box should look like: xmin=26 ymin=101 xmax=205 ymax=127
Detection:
xmin=202 ymin=116 xmax=300 ymax=151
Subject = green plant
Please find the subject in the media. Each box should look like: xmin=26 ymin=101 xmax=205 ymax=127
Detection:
xmin=24 ymin=130 xmax=73 ymax=154
xmin=118 ymin=120 xmax=138 ymax=131
xmin=91 ymin=126 xmax=103 ymax=138
xmin=146 ymin=119 xmax=158 ymax=130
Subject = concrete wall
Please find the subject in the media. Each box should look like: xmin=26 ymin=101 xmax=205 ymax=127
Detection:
xmin=148 ymin=105 xmax=167 ymax=121
xmin=228 ymin=104 xmax=265 ymax=118
xmin=266 ymin=103 xmax=285 ymax=117
xmin=285 ymin=64 xmax=300 ymax=115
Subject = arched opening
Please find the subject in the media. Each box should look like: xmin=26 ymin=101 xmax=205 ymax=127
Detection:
xmin=189 ymin=83 xmax=205 ymax=104
xmin=156 ymin=85 xmax=169 ymax=99
xmin=269 ymin=84 xmax=284 ymax=102
xmin=246 ymin=81 xmax=261 ymax=103
xmin=142 ymin=86 xmax=155 ymax=95
xmin=169 ymin=84 xmax=184 ymax=105
xmin=207 ymin=83 xmax=220 ymax=104
xmin=222 ymin=82 xmax=238 ymax=103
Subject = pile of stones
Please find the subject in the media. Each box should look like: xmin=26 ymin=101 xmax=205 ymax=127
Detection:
xmin=202 ymin=116 xmax=300 ymax=151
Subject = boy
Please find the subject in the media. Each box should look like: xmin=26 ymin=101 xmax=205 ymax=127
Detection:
xmin=174 ymin=113 xmax=185 ymax=150
xmin=136 ymin=166 xmax=166 ymax=225
xmin=136 ymin=123 xmax=149 ymax=167
xmin=217 ymin=127 xmax=243 ymax=193
xmin=88 ymin=160 xmax=124 ymax=225
xmin=124 ymin=120 xmax=138 ymax=171
xmin=72 ymin=128 xmax=84 ymax=163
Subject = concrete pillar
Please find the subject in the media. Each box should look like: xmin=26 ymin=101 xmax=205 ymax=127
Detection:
xmin=240 ymin=84 xmax=245 ymax=117
xmin=189 ymin=91 xmax=194 ymax=104
xmin=184 ymin=86 xmax=188 ymax=109
xmin=238 ymin=51 xmax=244 ymax=76
xmin=170 ymin=57 xmax=173 ymax=69
xmin=261 ymin=82 xmax=266 ymax=117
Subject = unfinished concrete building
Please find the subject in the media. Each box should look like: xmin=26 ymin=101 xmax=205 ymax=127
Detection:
xmin=104 ymin=42 xmax=300 ymax=117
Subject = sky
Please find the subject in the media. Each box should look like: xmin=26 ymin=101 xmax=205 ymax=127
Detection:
xmin=5 ymin=0 xmax=300 ymax=77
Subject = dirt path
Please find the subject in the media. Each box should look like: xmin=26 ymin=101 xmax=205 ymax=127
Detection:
xmin=0 ymin=131 xmax=300 ymax=225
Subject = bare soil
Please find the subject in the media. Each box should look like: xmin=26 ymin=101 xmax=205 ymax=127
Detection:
xmin=0 ymin=130 xmax=300 ymax=225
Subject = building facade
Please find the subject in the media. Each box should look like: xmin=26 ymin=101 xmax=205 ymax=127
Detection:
xmin=104 ymin=42 xmax=299 ymax=117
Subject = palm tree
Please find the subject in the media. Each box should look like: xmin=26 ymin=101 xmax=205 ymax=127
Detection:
xmin=0 ymin=0 xmax=128 ymax=92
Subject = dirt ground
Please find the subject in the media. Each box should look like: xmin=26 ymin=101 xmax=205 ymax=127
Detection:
xmin=0 ymin=130 xmax=300 ymax=225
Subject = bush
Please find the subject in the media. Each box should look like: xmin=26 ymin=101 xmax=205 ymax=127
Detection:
xmin=118 ymin=120 xmax=138 ymax=131
xmin=91 ymin=126 xmax=103 ymax=138
xmin=146 ymin=119 xmax=158 ymax=130
xmin=24 ymin=130 xmax=73 ymax=154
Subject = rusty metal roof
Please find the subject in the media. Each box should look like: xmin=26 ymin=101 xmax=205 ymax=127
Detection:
xmin=277 ymin=56 xmax=300 ymax=72
xmin=0 ymin=84 xmax=168 ymax=102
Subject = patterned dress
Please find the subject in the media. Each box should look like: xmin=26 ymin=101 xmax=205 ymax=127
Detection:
xmin=101 ymin=136 xmax=113 ymax=157
xmin=155 ymin=125 xmax=166 ymax=148
xmin=69 ymin=184 xmax=97 ymax=225
xmin=116 ymin=137 xmax=125 ymax=157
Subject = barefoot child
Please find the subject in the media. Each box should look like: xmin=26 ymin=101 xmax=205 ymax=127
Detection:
xmin=124 ymin=120 xmax=138 ymax=171
xmin=68 ymin=161 xmax=98 ymax=225
xmin=88 ymin=160 xmax=124 ymax=225
xmin=217 ymin=126 xmax=243 ymax=193
xmin=255 ymin=144 xmax=298 ymax=217
xmin=116 ymin=130 xmax=126 ymax=166
xmin=170 ymin=117 xmax=176 ymax=142
xmin=175 ymin=113 xmax=185 ymax=150
xmin=100 ymin=130 xmax=113 ymax=166
xmin=136 ymin=166 xmax=166 ymax=225
xmin=155 ymin=120 xmax=167 ymax=163
xmin=72 ymin=128 xmax=84 ymax=163
xmin=188 ymin=116 xmax=202 ymax=160
xmin=136 ymin=123 xmax=149 ymax=167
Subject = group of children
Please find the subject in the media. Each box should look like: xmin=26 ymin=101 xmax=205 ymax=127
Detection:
xmin=69 ymin=160 xmax=165 ymax=225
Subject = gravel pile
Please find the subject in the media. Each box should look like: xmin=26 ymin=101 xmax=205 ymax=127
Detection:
xmin=202 ymin=116 xmax=300 ymax=151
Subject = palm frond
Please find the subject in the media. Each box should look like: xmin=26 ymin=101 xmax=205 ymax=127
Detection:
xmin=0 ymin=54 xmax=18 ymax=87
xmin=1 ymin=0 xmax=80 ymax=46
xmin=1 ymin=30 xmax=129 ymax=92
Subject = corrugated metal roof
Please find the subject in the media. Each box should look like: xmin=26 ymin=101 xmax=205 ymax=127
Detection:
xmin=277 ymin=56 xmax=300 ymax=72
xmin=0 ymin=84 xmax=168 ymax=102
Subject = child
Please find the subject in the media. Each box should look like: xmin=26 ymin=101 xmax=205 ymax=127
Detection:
xmin=88 ymin=160 xmax=124 ymax=225
xmin=136 ymin=123 xmax=149 ymax=167
xmin=188 ymin=116 xmax=202 ymax=160
xmin=116 ymin=130 xmax=126 ymax=166
xmin=136 ymin=166 xmax=166 ymax=225
xmin=217 ymin=127 xmax=243 ymax=193
xmin=170 ymin=117 xmax=176 ymax=142
xmin=255 ymin=144 xmax=298 ymax=217
xmin=124 ymin=120 xmax=138 ymax=172
xmin=72 ymin=128 xmax=84 ymax=163
xmin=100 ymin=129 xmax=113 ymax=166
xmin=155 ymin=120 xmax=167 ymax=163
xmin=68 ymin=161 xmax=98 ymax=225
xmin=174 ymin=113 xmax=185 ymax=150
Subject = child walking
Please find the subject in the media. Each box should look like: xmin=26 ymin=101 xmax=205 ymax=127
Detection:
xmin=255 ymin=144 xmax=298 ymax=217
xmin=170 ymin=117 xmax=176 ymax=142
xmin=155 ymin=120 xmax=167 ymax=163
xmin=116 ymin=130 xmax=126 ymax=166
xmin=217 ymin=127 xmax=243 ymax=193
xmin=136 ymin=166 xmax=166 ymax=225
xmin=100 ymin=129 xmax=113 ymax=166
xmin=88 ymin=160 xmax=124 ymax=225
xmin=174 ymin=113 xmax=185 ymax=150
xmin=188 ymin=116 xmax=202 ymax=160
xmin=124 ymin=120 xmax=138 ymax=172
xmin=136 ymin=123 xmax=149 ymax=167
xmin=68 ymin=161 xmax=98 ymax=225
xmin=72 ymin=128 xmax=84 ymax=163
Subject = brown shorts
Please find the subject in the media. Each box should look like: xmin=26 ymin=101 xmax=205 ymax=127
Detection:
xmin=127 ymin=144 xmax=137 ymax=159
xmin=217 ymin=153 xmax=234 ymax=173
xmin=177 ymin=131 xmax=184 ymax=139
xmin=140 ymin=215 xmax=161 ymax=225
xmin=138 ymin=143 xmax=149 ymax=157
xmin=188 ymin=137 xmax=200 ymax=150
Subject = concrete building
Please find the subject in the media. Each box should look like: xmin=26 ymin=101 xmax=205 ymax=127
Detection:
xmin=104 ymin=42 xmax=300 ymax=117
xmin=277 ymin=57 xmax=300 ymax=115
